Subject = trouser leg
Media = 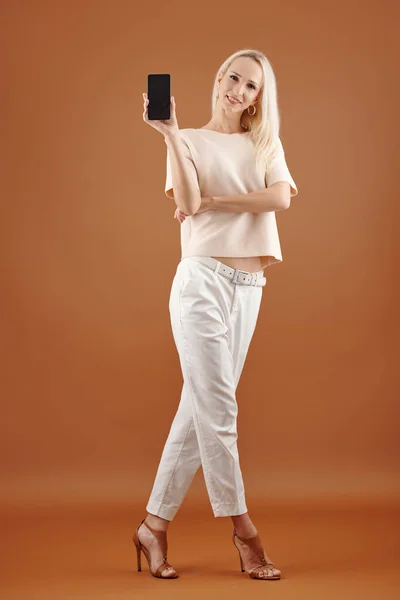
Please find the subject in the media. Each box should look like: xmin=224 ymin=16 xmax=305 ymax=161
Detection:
xmin=145 ymin=381 xmax=201 ymax=521
xmin=146 ymin=258 xmax=263 ymax=519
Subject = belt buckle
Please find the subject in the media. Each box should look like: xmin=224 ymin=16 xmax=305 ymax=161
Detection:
xmin=232 ymin=268 xmax=249 ymax=285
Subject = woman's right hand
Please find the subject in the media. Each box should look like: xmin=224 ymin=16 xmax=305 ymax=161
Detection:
xmin=142 ymin=93 xmax=179 ymax=138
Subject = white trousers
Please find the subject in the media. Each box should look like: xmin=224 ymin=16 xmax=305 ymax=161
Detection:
xmin=145 ymin=256 xmax=265 ymax=519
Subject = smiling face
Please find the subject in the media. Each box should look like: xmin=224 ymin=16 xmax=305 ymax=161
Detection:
xmin=217 ymin=56 xmax=263 ymax=112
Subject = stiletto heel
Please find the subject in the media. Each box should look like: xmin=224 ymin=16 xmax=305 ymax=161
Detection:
xmin=132 ymin=530 xmax=142 ymax=571
xmin=232 ymin=528 xmax=281 ymax=580
xmin=132 ymin=518 xmax=178 ymax=579
xmin=232 ymin=531 xmax=245 ymax=571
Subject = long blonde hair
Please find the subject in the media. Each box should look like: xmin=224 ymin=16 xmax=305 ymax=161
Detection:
xmin=210 ymin=48 xmax=280 ymax=172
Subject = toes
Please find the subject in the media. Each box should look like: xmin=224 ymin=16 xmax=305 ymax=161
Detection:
xmin=258 ymin=569 xmax=266 ymax=578
xmin=161 ymin=567 xmax=176 ymax=577
xmin=258 ymin=567 xmax=280 ymax=578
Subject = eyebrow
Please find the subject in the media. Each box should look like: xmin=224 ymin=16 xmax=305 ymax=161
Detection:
xmin=231 ymin=71 xmax=260 ymax=87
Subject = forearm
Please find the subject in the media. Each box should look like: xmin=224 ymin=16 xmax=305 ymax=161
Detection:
xmin=209 ymin=187 xmax=286 ymax=213
xmin=164 ymin=131 xmax=201 ymax=215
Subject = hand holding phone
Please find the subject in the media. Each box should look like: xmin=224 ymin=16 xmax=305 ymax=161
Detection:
xmin=143 ymin=73 xmax=179 ymax=137
xmin=142 ymin=93 xmax=179 ymax=138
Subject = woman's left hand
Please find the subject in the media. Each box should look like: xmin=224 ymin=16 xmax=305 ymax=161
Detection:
xmin=174 ymin=207 xmax=188 ymax=223
xmin=173 ymin=197 xmax=212 ymax=223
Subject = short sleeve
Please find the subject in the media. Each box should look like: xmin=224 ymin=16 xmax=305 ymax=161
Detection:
xmin=265 ymin=137 xmax=298 ymax=197
xmin=165 ymin=134 xmax=200 ymax=199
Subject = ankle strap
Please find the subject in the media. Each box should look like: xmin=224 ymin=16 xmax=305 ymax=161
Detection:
xmin=233 ymin=528 xmax=258 ymax=541
xmin=233 ymin=529 xmax=266 ymax=564
xmin=142 ymin=518 xmax=168 ymax=556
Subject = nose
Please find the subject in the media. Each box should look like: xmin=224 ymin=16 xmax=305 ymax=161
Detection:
xmin=231 ymin=87 xmax=245 ymax=100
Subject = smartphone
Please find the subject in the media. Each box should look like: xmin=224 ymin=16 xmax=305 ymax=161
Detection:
xmin=147 ymin=74 xmax=171 ymax=120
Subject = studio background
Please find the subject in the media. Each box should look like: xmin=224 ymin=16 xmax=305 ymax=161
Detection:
xmin=2 ymin=0 xmax=399 ymax=509
xmin=1 ymin=1 xmax=399 ymax=597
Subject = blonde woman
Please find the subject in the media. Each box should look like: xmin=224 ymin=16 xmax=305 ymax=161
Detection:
xmin=133 ymin=48 xmax=298 ymax=580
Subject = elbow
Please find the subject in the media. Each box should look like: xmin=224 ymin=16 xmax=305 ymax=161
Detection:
xmin=280 ymin=184 xmax=291 ymax=210
xmin=176 ymin=194 xmax=201 ymax=216
xmin=269 ymin=182 xmax=291 ymax=211
xmin=275 ymin=195 xmax=290 ymax=212
xmin=186 ymin=202 xmax=201 ymax=216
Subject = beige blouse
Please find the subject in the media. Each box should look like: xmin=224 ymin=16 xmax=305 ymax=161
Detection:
xmin=165 ymin=128 xmax=298 ymax=269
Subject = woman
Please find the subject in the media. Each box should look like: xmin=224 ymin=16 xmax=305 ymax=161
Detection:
xmin=133 ymin=48 xmax=298 ymax=580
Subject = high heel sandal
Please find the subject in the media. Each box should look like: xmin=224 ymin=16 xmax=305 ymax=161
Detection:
xmin=232 ymin=529 xmax=281 ymax=580
xmin=132 ymin=518 xmax=179 ymax=579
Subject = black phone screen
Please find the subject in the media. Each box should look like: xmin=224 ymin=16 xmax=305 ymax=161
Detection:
xmin=147 ymin=74 xmax=171 ymax=120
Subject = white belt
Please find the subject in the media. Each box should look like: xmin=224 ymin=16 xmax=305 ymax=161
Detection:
xmin=185 ymin=256 xmax=267 ymax=287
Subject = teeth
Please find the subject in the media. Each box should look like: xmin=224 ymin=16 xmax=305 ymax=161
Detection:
xmin=227 ymin=96 xmax=240 ymax=104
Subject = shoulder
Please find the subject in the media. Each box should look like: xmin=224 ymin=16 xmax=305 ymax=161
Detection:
xmin=179 ymin=128 xmax=196 ymax=136
xmin=269 ymin=137 xmax=285 ymax=161
xmin=273 ymin=137 xmax=284 ymax=152
xmin=178 ymin=129 xmax=205 ymax=153
xmin=177 ymin=128 xmax=197 ymax=144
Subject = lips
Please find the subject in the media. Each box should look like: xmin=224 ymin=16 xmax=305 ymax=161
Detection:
xmin=226 ymin=95 xmax=241 ymax=104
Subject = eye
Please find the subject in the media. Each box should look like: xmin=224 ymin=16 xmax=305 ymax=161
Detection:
xmin=230 ymin=74 xmax=256 ymax=90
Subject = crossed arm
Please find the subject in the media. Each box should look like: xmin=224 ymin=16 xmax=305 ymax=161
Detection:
xmin=175 ymin=181 xmax=291 ymax=221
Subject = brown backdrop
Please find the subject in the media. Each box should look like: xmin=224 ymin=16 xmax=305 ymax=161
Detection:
xmin=2 ymin=0 xmax=399 ymax=513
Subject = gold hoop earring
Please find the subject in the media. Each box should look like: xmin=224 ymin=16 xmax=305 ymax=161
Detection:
xmin=247 ymin=105 xmax=256 ymax=116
